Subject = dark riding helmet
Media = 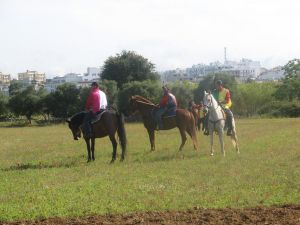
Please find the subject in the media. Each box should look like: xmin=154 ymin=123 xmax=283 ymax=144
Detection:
xmin=215 ymin=80 xmax=223 ymax=86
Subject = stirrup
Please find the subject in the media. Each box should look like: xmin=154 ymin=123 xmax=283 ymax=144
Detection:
xmin=226 ymin=129 xmax=232 ymax=136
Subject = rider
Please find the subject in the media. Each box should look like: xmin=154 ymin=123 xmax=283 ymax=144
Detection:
xmin=212 ymin=80 xmax=233 ymax=136
xmin=84 ymin=81 xmax=108 ymax=138
xmin=154 ymin=85 xmax=177 ymax=130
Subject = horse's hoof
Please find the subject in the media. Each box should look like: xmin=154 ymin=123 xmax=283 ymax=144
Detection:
xmin=110 ymin=159 xmax=115 ymax=164
xmin=210 ymin=153 xmax=214 ymax=156
xmin=87 ymin=160 xmax=91 ymax=163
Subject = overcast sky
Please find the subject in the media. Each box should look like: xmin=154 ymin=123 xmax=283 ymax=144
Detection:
xmin=0 ymin=0 xmax=299 ymax=78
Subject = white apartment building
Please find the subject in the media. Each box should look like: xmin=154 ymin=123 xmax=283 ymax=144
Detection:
xmin=44 ymin=73 xmax=83 ymax=92
xmin=0 ymin=72 xmax=11 ymax=95
xmin=83 ymin=67 xmax=101 ymax=81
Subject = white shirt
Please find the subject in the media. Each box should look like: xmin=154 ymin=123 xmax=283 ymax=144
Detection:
xmin=99 ymin=90 xmax=108 ymax=109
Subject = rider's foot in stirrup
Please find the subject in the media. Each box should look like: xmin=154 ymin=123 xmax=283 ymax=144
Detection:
xmin=226 ymin=129 xmax=232 ymax=136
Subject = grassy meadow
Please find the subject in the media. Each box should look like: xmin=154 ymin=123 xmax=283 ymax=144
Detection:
xmin=0 ymin=118 xmax=299 ymax=221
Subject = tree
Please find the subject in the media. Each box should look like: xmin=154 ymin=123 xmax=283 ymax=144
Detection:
xmin=0 ymin=93 xmax=8 ymax=116
xmin=43 ymin=83 xmax=81 ymax=118
xmin=9 ymin=80 xmax=24 ymax=96
xmin=8 ymin=86 xmax=42 ymax=123
xmin=233 ymin=82 xmax=276 ymax=116
xmin=99 ymin=79 xmax=118 ymax=107
xmin=274 ymin=59 xmax=300 ymax=101
xmin=118 ymin=80 xmax=161 ymax=113
xmin=194 ymin=73 xmax=237 ymax=103
xmin=169 ymin=81 xmax=197 ymax=108
xmin=101 ymin=50 xmax=159 ymax=88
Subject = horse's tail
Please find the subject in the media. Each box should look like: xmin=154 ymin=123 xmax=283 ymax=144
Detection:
xmin=116 ymin=112 xmax=127 ymax=160
xmin=186 ymin=111 xmax=199 ymax=150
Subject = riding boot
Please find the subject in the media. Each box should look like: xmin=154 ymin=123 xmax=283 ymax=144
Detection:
xmin=226 ymin=117 xmax=233 ymax=136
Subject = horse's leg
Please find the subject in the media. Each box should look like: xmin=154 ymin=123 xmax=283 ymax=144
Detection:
xmin=178 ymin=127 xmax=187 ymax=151
xmin=209 ymin=125 xmax=214 ymax=156
xmin=109 ymin=134 xmax=117 ymax=164
xmin=186 ymin=125 xmax=198 ymax=151
xmin=218 ymin=125 xmax=225 ymax=157
xmin=147 ymin=129 xmax=155 ymax=151
xmin=231 ymin=126 xmax=240 ymax=154
xmin=91 ymin=138 xmax=95 ymax=161
xmin=85 ymin=138 xmax=92 ymax=162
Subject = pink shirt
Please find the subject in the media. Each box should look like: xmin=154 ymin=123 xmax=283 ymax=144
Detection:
xmin=85 ymin=88 xmax=100 ymax=113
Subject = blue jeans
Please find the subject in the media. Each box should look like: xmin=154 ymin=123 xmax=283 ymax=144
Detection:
xmin=154 ymin=107 xmax=168 ymax=129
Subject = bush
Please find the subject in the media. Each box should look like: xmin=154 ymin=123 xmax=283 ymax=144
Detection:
xmin=258 ymin=101 xmax=300 ymax=117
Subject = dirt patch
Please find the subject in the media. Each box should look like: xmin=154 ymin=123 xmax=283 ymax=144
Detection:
xmin=2 ymin=205 xmax=300 ymax=225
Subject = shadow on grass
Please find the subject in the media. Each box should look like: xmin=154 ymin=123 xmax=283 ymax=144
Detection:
xmin=133 ymin=150 xmax=199 ymax=163
xmin=1 ymin=160 xmax=80 ymax=171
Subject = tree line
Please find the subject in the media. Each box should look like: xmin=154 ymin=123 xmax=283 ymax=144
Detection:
xmin=0 ymin=51 xmax=299 ymax=123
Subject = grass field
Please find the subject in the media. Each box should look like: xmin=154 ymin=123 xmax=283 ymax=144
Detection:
xmin=0 ymin=118 xmax=299 ymax=221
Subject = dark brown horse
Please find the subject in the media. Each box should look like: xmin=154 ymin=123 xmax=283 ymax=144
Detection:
xmin=129 ymin=95 xmax=198 ymax=151
xmin=66 ymin=110 xmax=127 ymax=163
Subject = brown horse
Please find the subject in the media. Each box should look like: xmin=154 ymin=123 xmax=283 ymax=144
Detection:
xmin=66 ymin=110 xmax=127 ymax=163
xmin=129 ymin=95 xmax=198 ymax=151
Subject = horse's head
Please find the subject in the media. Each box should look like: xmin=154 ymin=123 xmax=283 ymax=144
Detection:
xmin=202 ymin=91 xmax=212 ymax=113
xmin=66 ymin=113 xmax=85 ymax=140
xmin=127 ymin=96 xmax=139 ymax=116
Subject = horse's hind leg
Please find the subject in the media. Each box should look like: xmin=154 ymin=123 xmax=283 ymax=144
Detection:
xmin=231 ymin=131 xmax=240 ymax=154
xmin=186 ymin=126 xmax=198 ymax=151
xmin=147 ymin=129 xmax=155 ymax=151
xmin=91 ymin=138 xmax=95 ymax=161
xmin=178 ymin=128 xmax=187 ymax=151
xmin=109 ymin=135 xmax=117 ymax=163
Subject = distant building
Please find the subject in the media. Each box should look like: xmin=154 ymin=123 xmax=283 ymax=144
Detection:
xmin=0 ymin=72 xmax=11 ymax=95
xmin=83 ymin=67 xmax=101 ymax=81
xmin=18 ymin=70 xmax=46 ymax=88
xmin=161 ymin=58 xmax=262 ymax=83
xmin=44 ymin=73 xmax=83 ymax=92
xmin=256 ymin=67 xmax=285 ymax=82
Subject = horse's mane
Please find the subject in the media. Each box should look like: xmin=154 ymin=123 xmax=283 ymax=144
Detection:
xmin=132 ymin=95 xmax=155 ymax=105
xmin=70 ymin=111 xmax=86 ymax=126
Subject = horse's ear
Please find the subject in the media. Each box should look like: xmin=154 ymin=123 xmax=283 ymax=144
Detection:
xmin=204 ymin=91 xmax=207 ymax=95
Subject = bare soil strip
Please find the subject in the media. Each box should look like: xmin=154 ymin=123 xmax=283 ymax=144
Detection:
xmin=2 ymin=205 xmax=300 ymax=225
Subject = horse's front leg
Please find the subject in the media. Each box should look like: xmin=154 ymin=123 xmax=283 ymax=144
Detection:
xmin=91 ymin=138 xmax=95 ymax=161
xmin=209 ymin=125 xmax=214 ymax=156
xmin=85 ymin=138 xmax=92 ymax=162
xmin=147 ymin=129 xmax=155 ymax=151
xmin=218 ymin=127 xmax=225 ymax=157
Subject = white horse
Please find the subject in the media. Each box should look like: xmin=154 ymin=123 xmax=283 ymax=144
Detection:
xmin=203 ymin=91 xmax=240 ymax=156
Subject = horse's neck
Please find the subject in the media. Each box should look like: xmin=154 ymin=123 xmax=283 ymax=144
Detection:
xmin=73 ymin=112 xmax=86 ymax=125
xmin=209 ymin=95 xmax=224 ymax=120
xmin=136 ymin=102 xmax=155 ymax=116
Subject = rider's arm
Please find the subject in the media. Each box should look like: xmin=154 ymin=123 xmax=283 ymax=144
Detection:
xmin=224 ymin=90 xmax=232 ymax=108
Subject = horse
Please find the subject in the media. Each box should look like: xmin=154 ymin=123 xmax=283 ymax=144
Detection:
xmin=128 ymin=95 xmax=198 ymax=151
xmin=66 ymin=110 xmax=127 ymax=163
xmin=188 ymin=104 xmax=205 ymax=132
xmin=202 ymin=91 xmax=239 ymax=156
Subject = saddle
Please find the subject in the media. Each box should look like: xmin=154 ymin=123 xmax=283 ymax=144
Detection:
xmin=162 ymin=108 xmax=176 ymax=118
xmin=91 ymin=110 xmax=107 ymax=124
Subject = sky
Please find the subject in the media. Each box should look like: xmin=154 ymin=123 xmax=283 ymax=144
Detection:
xmin=0 ymin=0 xmax=299 ymax=78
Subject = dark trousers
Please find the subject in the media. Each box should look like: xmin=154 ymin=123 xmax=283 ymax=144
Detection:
xmin=83 ymin=111 xmax=97 ymax=138
xmin=224 ymin=108 xmax=233 ymax=130
xmin=154 ymin=107 xmax=168 ymax=129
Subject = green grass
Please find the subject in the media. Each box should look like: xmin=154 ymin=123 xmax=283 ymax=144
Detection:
xmin=0 ymin=118 xmax=299 ymax=221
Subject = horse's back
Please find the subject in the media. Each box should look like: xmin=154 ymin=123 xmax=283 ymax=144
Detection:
xmin=92 ymin=111 xmax=118 ymax=138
